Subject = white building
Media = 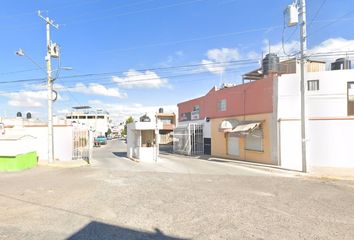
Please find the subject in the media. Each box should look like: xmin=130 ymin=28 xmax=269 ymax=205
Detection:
xmin=277 ymin=66 xmax=354 ymax=173
xmin=65 ymin=106 xmax=110 ymax=137
xmin=127 ymin=116 xmax=163 ymax=163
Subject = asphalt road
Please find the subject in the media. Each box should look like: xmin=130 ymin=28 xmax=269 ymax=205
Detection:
xmin=1 ymin=139 xmax=354 ymax=240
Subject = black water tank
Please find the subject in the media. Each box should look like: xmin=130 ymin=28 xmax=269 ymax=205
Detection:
xmin=331 ymin=58 xmax=351 ymax=70
xmin=140 ymin=114 xmax=151 ymax=122
xmin=16 ymin=112 xmax=22 ymax=118
xmin=262 ymin=53 xmax=279 ymax=75
xmin=159 ymin=108 xmax=164 ymax=113
xmin=26 ymin=112 xmax=32 ymax=119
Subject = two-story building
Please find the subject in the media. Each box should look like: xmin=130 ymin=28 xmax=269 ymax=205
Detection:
xmin=177 ymin=55 xmax=354 ymax=173
xmin=156 ymin=109 xmax=176 ymax=145
xmin=177 ymin=74 xmax=275 ymax=164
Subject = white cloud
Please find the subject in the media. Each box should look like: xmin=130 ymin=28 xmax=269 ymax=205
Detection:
xmin=88 ymin=99 xmax=177 ymax=123
xmin=263 ymin=39 xmax=300 ymax=56
xmin=57 ymin=108 xmax=70 ymax=114
xmin=0 ymin=90 xmax=48 ymax=108
xmin=263 ymin=38 xmax=354 ymax=61
xmin=112 ymin=70 xmax=169 ymax=89
xmin=69 ymin=83 xmax=127 ymax=98
xmin=308 ymin=38 xmax=354 ymax=61
xmin=201 ymin=48 xmax=241 ymax=74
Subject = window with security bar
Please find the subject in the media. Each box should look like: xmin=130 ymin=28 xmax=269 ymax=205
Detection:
xmin=307 ymin=80 xmax=319 ymax=91
xmin=245 ymin=129 xmax=264 ymax=152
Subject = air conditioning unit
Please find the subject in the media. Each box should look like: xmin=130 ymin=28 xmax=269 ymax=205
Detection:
xmin=49 ymin=43 xmax=60 ymax=58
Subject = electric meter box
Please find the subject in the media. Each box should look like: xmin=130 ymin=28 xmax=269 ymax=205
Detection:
xmin=285 ymin=4 xmax=298 ymax=27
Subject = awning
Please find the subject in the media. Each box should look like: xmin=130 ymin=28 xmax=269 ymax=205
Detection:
xmin=219 ymin=119 xmax=239 ymax=132
xmin=230 ymin=122 xmax=262 ymax=134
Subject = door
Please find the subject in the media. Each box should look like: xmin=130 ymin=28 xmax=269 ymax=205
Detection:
xmin=204 ymin=138 xmax=211 ymax=155
xmin=228 ymin=135 xmax=239 ymax=156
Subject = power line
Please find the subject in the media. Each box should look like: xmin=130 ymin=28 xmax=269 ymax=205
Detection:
xmin=307 ymin=0 xmax=327 ymax=28
xmin=306 ymin=7 xmax=354 ymax=39
xmin=96 ymin=26 xmax=281 ymax=54
xmin=1 ymin=49 xmax=354 ymax=90
xmin=63 ymin=0 xmax=208 ymax=26
xmin=0 ymin=58 xmax=258 ymax=85
xmin=0 ymin=68 xmax=42 ymax=75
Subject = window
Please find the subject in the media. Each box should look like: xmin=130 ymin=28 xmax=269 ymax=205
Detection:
xmin=79 ymin=116 xmax=86 ymax=119
xmin=348 ymin=82 xmax=354 ymax=116
xmin=193 ymin=105 xmax=200 ymax=112
xmin=307 ymin=80 xmax=319 ymax=91
xmin=87 ymin=116 xmax=95 ymax=119
xmin=218 ymin=99 xmax=227 ymax=112
xmin=161 ymin=119 xmax=172 ymax=124
xmin=97 ymin=115 xmax=105 ymax=119
xmin=245 ymin=129 xmax=263 ymax=152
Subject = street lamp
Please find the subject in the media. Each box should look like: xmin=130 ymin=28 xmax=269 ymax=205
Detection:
xmin=15 ymin=48 xmax=47 ymax=74
xmin=16 ymin=48 xmax=72 ymax=76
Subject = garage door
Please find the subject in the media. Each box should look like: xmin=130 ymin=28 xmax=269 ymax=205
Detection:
xmin=228 ymin=136 xmax=240 ymax=156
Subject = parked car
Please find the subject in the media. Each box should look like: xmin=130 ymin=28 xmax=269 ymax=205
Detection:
xmin=95 ymin=136 xmax=107 ymax=145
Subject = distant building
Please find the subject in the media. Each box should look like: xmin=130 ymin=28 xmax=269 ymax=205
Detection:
xmin=65 ymin=106 xmax=110 ymax=136
xmin=156 ymin=110 xmax=176 ymax=145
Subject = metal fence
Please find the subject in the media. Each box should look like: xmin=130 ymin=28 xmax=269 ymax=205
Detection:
xmin=173 ymin=123 xmax=204 ymax=155
xmin=72 ymin=127 xmax=92 ymax=162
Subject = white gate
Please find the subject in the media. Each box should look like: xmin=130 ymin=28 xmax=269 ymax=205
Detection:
xmin=173 ymin=123 xmax=204 ymax=155
xmin=72 ymin=127 xmax=92 ymax=162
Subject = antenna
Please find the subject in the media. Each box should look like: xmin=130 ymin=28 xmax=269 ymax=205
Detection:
xmin=268 ymin=40 xmax=271 ymax=54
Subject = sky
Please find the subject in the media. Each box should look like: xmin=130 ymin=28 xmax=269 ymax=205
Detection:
xmin=1 ymin=0 xmax=354 ymax=123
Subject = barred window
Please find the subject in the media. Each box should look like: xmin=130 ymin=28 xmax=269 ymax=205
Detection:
xmin=307 ymin=80 xmax=319 ymax=91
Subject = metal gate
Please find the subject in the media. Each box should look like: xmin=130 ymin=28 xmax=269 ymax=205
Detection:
xmin=173 ymin=123 xmax=204 ymax=155
xmin=72 ymin=127 xmax=92 ymax=162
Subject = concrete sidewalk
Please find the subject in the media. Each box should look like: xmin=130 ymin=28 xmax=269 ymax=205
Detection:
xmin=159 ymin=152 xmax=354 ymax=181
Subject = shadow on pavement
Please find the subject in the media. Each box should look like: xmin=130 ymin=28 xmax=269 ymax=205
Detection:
xmin=112 ymin=152 xmax=127 ymax=158
xmin=66 ymin=221 xmax=189 ymax=240
xmin=159 ymin=144 xmax=173 ymax=154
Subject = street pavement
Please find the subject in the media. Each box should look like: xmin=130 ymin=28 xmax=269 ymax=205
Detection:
xmin=1 ymin=139 xmax=354 ymax=240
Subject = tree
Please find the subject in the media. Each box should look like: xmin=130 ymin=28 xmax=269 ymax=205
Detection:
xmin=122 ymin=116 xmax=134 ymax=136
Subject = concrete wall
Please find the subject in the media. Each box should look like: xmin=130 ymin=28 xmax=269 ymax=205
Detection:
xmin=277 ymin=69 xmax=354 ymax=170
xmin=0 ymin=136 xmax=36 ymax=156
xmin=210 ymin=113 xmax=274 ymax=165
xmin=6 ymin=126 xmax=73 ymax=161
xmin=308 ymin=119 xmax=354 ymax=169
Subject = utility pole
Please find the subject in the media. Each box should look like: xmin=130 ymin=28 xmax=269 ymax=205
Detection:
xmin=299 ymin=0 xmax=307 ymax=173
xmin=38 ymin=11 xmax=59 ymax=163
xmin=285 ymin=0 xmax=307 ymax=172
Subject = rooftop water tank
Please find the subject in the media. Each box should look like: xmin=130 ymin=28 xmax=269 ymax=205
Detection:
xmin=140 ymin=114 xmax=151 ymax=122
xmin=26 ymin=112 xmax=32 ymax=119
xmin=262 ymin=53 xmax=279 ymax=75
xmin=159 ymin=108 xmax=164 ymax=113
xmin=16 ymin=112 xmax=22 ymax=118
xmin=331 ymin=58 xmax=351 ymax=70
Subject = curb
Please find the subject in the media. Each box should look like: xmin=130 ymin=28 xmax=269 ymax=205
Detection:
xmin=38 ymin=160 xmax=89 ymax=168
